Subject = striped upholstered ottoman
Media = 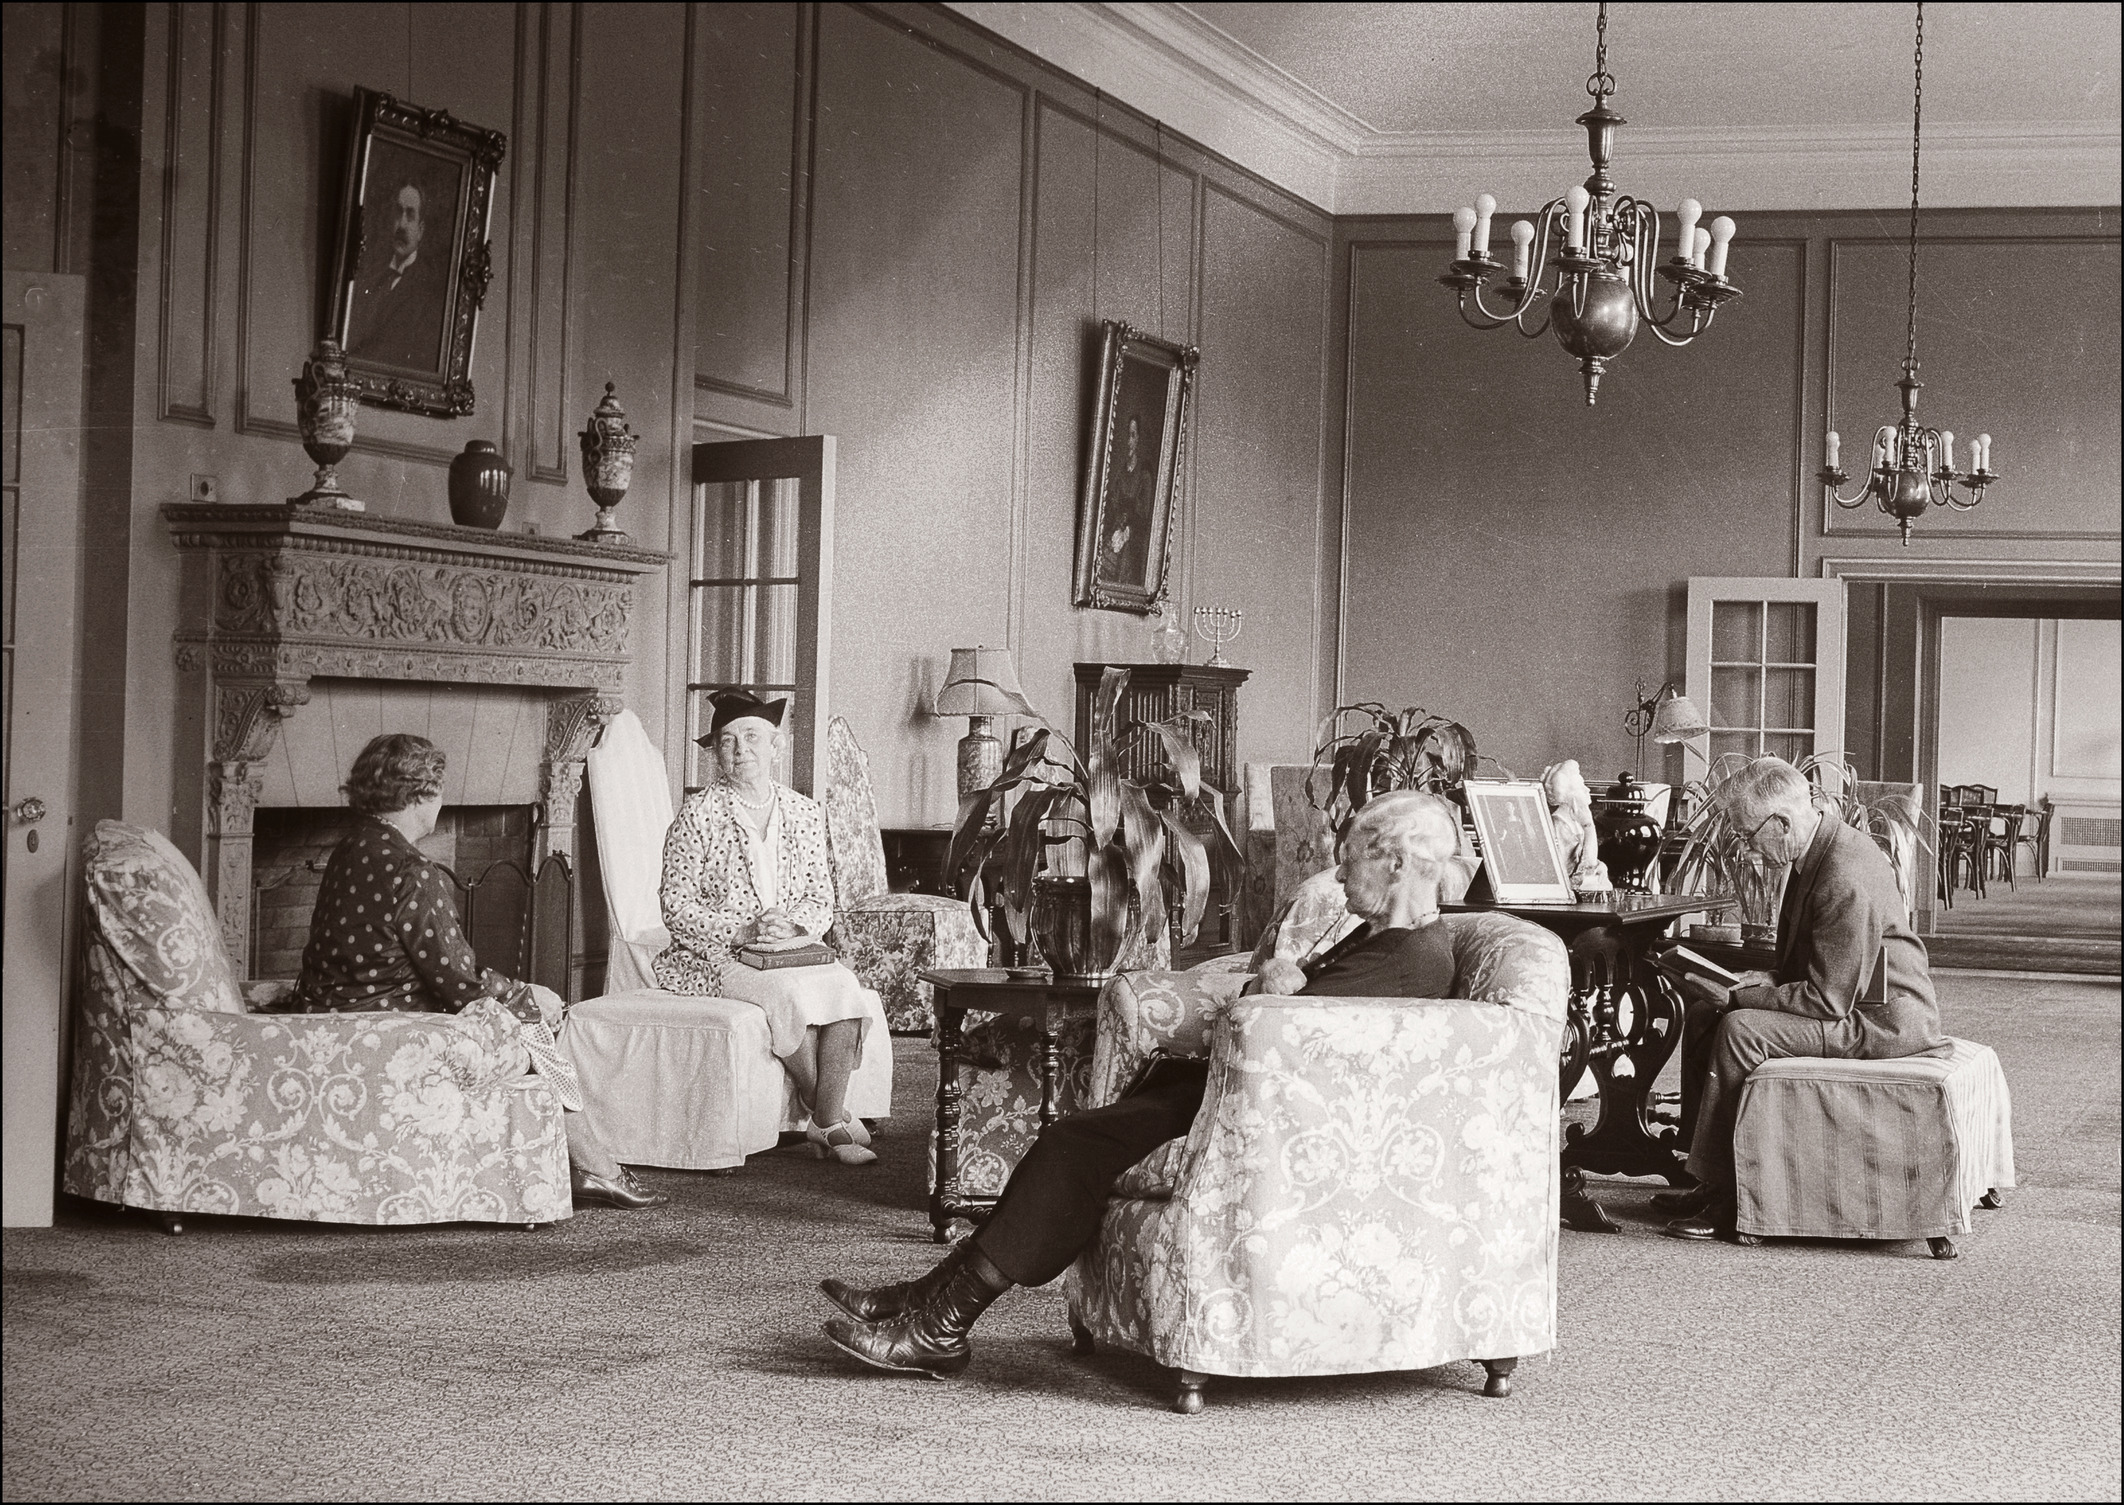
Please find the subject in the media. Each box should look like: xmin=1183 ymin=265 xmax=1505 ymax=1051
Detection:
xmin=1731 ymin=1037 xmax=2015 ymax=1259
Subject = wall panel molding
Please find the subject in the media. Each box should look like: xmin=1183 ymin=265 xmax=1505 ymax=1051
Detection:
xmin=156 ymin=1 xmax=224 ymax=427
xmin=512 ymin=0 xmax=577 ymax=484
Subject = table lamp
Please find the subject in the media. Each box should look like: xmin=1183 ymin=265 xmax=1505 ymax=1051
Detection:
xmin=1625 ymin=679 xmax=1709 ymax=778
xmin=935 ymin=645 xmax=1035 ymax=799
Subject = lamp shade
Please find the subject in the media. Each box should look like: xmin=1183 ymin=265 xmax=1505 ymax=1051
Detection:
xmin=1649 ymin=693 xmax=1709 ymax=743
xmin=934 ymin=646 xmax=1034 ymax=718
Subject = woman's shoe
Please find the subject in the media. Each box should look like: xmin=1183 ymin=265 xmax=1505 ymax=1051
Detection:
xmin=805 ymin=1120 xmax=878 ymax=1165
xmin=571 ymin=1165 xmax=670 ymax=1209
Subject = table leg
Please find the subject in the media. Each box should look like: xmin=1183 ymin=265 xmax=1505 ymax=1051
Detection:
xmin=1037 ymin=1005 xmax=1063 ymax=1131
xmin=1563 ymin=962 xmax=1690 ymax=1185
xmin=932 ymin=1002 xmax=966 ymax=1243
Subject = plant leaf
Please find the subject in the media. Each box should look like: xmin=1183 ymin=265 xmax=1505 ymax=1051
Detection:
xmin=1086 ymin=843 xmax=1132 ymax=973
xmin=1159 ymin=809 xmax=1211 ymax=943
xmin=1148 ymin=711 xmax=1208 ymax=799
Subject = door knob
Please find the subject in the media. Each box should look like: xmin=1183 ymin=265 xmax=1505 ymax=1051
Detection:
xmin=13 ymin=797 xmax=46 ymax=825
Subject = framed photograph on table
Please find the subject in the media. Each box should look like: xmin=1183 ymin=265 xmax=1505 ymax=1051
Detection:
xmin=1464 ymin=779 xmax=1577 ymax=904
xmin=325 ymin=88 xmax=506 ymax=417
xmin=1072 ymin=321 xmax=1199 ymax=614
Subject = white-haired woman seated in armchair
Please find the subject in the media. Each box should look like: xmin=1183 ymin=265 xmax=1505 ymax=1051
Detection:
xmin=293 ymin=733 xmax=666 ymax=1211
xmin=655 ymin=690 xmax=891 ymax=1166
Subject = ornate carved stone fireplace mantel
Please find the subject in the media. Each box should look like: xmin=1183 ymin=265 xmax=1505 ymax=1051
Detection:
xmin=163 ymin=503 xmax=670 ymax=959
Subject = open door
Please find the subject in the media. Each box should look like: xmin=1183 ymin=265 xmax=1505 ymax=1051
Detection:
xmin=1684 ymin=578 xmax=1847 ymax=773
xmin=3 ymin=271 xmax=87 ymax=1227
xmin=688 ymin=437 xmax=834 ymax=795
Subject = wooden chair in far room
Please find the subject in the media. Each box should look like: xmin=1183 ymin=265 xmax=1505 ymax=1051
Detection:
xmin=2016 ymin=800 xmax=2054 ymax=881
xmin=1063 ymin=912 xmax=1568 ymax=1413
xmin=1939 ymin=805 xmax=1985 ymax=903
xmin=1984 ymin=804 xmax=2027 ymax=890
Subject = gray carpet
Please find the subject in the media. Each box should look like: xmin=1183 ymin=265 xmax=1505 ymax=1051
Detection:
xmin=4 ymin=972 xmax=2118 ymax=1502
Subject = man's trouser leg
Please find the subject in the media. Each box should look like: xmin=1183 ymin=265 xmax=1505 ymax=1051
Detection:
xmin=1684 ymin=1008 xmax=1832 ymax=1197
xmin=971 ymin=1075 xmax=1206 ymax=1288
xmin=1677 ymin=993 xmax=1728 ymax=1153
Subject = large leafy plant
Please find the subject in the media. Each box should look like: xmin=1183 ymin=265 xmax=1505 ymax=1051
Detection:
xmin=1307 ymin=702 xmax=1492 ymax=824
xmin=947 ymin=667 xmax=1243 ymax=966
xmin=1672 ymin=752 xmax=1935 ymax=921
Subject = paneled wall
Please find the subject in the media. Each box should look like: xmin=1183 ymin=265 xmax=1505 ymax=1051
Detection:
xmin=10 ymin=1 xmax=1338 ymax=841
xmin=692 ymin=3 xmax=1337 ymax=823
xmin=1334 ymin=208 xmax=2121 ymax=787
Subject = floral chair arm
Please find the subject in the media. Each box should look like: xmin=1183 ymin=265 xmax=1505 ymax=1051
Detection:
xmin=1085 ymin=968 xmax=1250 ymax=1110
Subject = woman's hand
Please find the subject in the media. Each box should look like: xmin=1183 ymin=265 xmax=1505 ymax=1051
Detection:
xmin=1254 ymin=957 xmax=1308 ymax=996
xmin=752 ymin=908 xmax=801 ymax=942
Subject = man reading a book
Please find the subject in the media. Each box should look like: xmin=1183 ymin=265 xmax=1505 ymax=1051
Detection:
xmin=817 ymin=790 xmax=1461 ymax=1381
xmin=1659 ymin=757 xmax=1945 ymax=1242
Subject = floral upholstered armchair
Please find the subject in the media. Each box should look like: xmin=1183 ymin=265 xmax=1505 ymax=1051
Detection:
xmin=820 ymin=716 xmax=988 ymax=1033
xmin=1063 ymin=910 xmax=1569 ymax=1412
xmin=63 ymin=821 xmax=572 ymax=1232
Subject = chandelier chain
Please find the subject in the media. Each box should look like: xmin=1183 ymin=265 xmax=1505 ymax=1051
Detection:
xmin=1587 ymin=0 xmax=1615 ymax=100
xmin=1905 ymin=1 xmax=1924 ymax=371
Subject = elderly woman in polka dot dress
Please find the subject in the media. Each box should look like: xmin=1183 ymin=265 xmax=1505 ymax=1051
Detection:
xmin=294 ymin=733 xmax=666 ymax=1211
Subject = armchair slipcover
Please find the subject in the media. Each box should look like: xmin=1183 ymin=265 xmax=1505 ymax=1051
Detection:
xmin=820 ymin=716 xmax=987 ymax=1032
xmin=63 ymin=821 xmax=572 ymax=1227
xmin=1064 ymin=911 xmax=1568 ymax=1405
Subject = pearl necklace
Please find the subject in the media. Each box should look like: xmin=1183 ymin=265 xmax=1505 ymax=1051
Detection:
xmin=721 ymin=779 xmax=777 ymax=813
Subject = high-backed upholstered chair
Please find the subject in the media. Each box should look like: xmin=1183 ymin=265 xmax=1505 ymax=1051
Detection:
xmin=819 ymin=715 xmax=988 ymax=1033
xmin=63 ymin=821 xmax=572 ymax=1231
xmin=1064 ymin=911 xmax=1568 ymax=1412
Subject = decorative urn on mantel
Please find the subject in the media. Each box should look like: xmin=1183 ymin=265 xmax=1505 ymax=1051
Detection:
xmin=289 ymin=339 xmax=363 ymax=510
xmin=161 ymin=503 xmax=670 ymax=962
xmin=576 ymin=382 xmax=636 ymax=543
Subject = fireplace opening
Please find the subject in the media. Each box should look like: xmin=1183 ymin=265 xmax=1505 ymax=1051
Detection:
xmin=250 ymin=805 xmax=574 ymax=993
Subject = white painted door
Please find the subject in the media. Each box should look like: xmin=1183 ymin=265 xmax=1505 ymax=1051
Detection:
xmin=3 ymin=271 xmax=87 ymax=1227
xmin=1685 ymin=578 xmax=1847 ymax=773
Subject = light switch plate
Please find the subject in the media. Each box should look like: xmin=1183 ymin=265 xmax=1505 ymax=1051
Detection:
xmin=189 ymin=474 xmax=218 ymax=503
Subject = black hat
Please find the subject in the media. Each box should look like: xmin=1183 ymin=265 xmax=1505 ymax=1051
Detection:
xmin=697 ymin=689 xmax=789 ymax=744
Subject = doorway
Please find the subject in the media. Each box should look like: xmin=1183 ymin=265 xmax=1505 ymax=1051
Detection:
xmin=1843 ymin=575 xmax=2121 ymax=971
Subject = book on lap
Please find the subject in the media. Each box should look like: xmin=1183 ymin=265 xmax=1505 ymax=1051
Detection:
xmin=736 ymin=935 xmax=835 ymax=970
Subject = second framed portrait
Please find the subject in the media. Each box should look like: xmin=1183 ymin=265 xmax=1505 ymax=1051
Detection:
xmin=325 ymin=88 xmax=507 ymax=417
xmin=1073 ymin=321 xmax=1199 ymax=614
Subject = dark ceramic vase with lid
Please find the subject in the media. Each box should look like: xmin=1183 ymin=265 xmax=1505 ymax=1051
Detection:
xmin=448 ymin=440 xmax=511 ymax=528
xmin=1594 ymin=772 xmax=1666 ymax=892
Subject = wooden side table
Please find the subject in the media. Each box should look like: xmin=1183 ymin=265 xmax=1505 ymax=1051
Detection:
xmin=920 ymin=968 xmax=1102 ymax=1243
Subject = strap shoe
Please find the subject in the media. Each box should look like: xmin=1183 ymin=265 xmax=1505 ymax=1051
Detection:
xmin=571 ymin=1165 xmax=670 ymax=1210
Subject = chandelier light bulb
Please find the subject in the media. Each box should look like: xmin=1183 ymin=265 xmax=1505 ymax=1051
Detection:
xmin=1939 ymin=430 xmax=1955 ymax=472
xmin=1473 ymin=192 xmax=1498 ymax=257
xmin=1707 ymin=217 xmax=1736 ymax=278
xmin=1453 ymin=206 xmax=1477 ymax=261
xmin=1825 ymin=430 xmax=1841 ymax=469
xmin=1565 ymin=186 xmax=1590 ymax=251
xmin=1976 ymin=433 xmax=1992 ymax=472
xmin=1675 ymin=198 xmax=1702 ymax=256
xmin=1510 ymin=218 xmax=1535 ymax=281
xmin=1692 ymin=226 xmax=1711 ymax=268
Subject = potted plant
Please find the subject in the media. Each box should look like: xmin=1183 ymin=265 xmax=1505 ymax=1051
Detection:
xmin=1307 ymin=702 xmax=1494 ymax=822
xmin=947 ymin=667 xmax=1243 ymax=983
xmin=1671 ymin=752 xmax=1935 ymax=938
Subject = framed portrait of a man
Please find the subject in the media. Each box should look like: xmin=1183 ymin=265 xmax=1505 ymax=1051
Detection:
xmin=1073 ymin=321 xmax=1198 ymax=613
xmin=325 ymin=89 xmax=506 ymax=417
xmin=1464 ymin=780 xmax=1578 ymax=904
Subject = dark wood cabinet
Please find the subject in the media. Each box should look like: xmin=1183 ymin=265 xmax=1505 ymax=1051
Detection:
xmin=880 ymin=826 xmax=956 ymax=897
xmin=1071 ymin=662 xmax=1250 ymax=795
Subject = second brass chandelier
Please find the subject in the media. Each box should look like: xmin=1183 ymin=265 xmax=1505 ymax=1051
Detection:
xmin=1438 ymin=2 xmax=1742 ymax=405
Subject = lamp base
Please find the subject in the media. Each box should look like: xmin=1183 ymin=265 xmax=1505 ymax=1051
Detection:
xmin=957 ymin=716 xmax=1003 ymax=801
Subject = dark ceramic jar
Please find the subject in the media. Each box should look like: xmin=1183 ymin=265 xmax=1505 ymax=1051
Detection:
xmin=448 ymin=440 xmax=511 ymax=528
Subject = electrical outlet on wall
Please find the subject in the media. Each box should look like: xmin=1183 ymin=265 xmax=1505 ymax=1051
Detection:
xmin=189 ymin=474 xmax=218 ymax=504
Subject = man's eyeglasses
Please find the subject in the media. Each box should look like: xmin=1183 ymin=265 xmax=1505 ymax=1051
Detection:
xmin=1742 ymin=812 xmax=1790 ymax=845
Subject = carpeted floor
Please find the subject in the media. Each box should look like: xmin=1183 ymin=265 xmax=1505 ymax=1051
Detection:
xmin=4 ymin=971 xmax=2118 ymax=1502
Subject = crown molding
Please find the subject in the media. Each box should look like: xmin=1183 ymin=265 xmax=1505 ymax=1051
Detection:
xmin=948 ymin=2 xmax=2124 ymax=216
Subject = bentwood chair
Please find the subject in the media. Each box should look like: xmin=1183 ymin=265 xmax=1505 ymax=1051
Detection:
xmin=1984 ymin=805 xmax=2026 ymax=889
xmin=2016 ymin=802 xmax=2053 ymax=881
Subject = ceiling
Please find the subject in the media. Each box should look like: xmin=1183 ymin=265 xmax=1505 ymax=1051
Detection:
xmin=949 ymin=2 xmax=2123 ymax=213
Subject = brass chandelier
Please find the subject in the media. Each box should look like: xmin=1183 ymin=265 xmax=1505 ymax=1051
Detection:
xmin=1819 ymin=1 xmax=2000 ymax=545
xmin=1438 ymin=2 xmax=1742 ymax=405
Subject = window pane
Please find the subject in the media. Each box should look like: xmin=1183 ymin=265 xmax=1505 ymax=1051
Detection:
xmin=1764 ymin=602 xmax=1817 ymax=664
xmin=1711 ymin=601 xmax=1761 ymax=662
xmin=695 ymin=584 xmax=754 ymax=682
xmin=1710 ymin=731 xmax=1758 ymax=764
xmin=756 ymin=582 xmax=798 ymax=685
xmin=695 ymin=480 xmax=758 ymax=579
xmin=762 ymin=477 xmax=801 ymax=578
xmin=1710 ymin=666 xmax=1761 ymax=730
xmin=1763 ymin=732 xmax=1814 ymax=765
xmin=1764 ymin=667 xmax=1815 ymax=730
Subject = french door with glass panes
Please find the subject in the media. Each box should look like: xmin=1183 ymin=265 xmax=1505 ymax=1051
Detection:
xmin=688 ymin=437 xmax=834 ymax=795
xmin=1684 ymin=578 xmax=1846 ymax=774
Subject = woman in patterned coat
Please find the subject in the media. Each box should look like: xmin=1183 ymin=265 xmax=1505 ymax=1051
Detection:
xmin=655 ymin=691 xmax=890 ymax=1165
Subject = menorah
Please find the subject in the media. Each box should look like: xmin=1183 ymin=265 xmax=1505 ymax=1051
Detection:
xmin=1192 ymin=605 xmax=1243 ymax=667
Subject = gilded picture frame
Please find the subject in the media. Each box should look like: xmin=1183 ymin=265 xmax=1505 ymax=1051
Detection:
xmin=325 ymin=88 xmax=506 ymax=417
xmin=1073 ymin=320 xmax=1199 ymax=614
